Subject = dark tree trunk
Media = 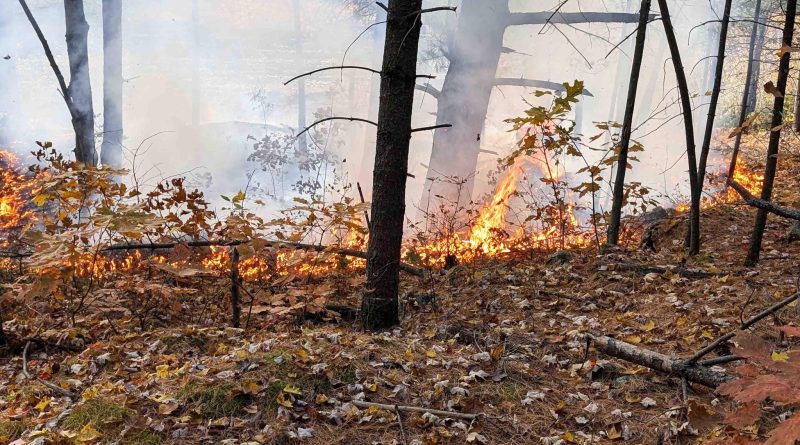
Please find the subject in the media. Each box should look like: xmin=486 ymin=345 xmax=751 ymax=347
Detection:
xmin=362 ymin=0 xmax=423 ymax=331
xmin=696 ymin=0 xmax=732 ymax=188
xmin=64 ymin=0 xmax=97 ymax=166
xmin=607 ymin=0 xmax=652 ymax=246
xmin=745 ymin=0 xmax=796 ymax=266
xmin=423 ymin=4 xmax=644 ymax=207
xmin=658 ymin=0 xmax=700 ymax=255
xmin=293 ymin=0 xmax=307 ymax=152
xmin=100 ymin=0 xmax=123 ymax=168
xmin=727 ymin=0 xmax=762 ymax=183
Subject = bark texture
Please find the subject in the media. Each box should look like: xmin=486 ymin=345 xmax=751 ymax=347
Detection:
xmin=423 ymin=3 xmax=644 ymax=208
xmin=362 ymin=0 xmax=424 ymax=330
xmin=64 ymin=0 xmax=97 ymax=166
xmin=607 ymin=0 xmax=651 ymax=246
xmin=746 ymin=0 xmax=796 ymax=266
xmin=727 ymin=0 xmax=762 ymax=184
xmin=658 ymin=0 xmax=700 ymax=255
xmin=696 ymin=0 xmax=731 ymax=188
xmin=100 ymin=0 xmax=123 ymax=167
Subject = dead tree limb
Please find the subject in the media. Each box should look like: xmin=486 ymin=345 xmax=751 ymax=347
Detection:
xmin=284 ymin=65 xmax=381 ymax=85
xmin=587 ymin=333 xmax=732 ymax=387
xmin=352 ymin=400 xmax=477 ymax=420
xmin=415 ymin=84 xmax=441 ymax=99
xmin=729 ymin=180 xmax=800 ymax=220
xmin=686 ymin=291 xmax=800 ymax=364
xmin=296 ymin=117 xmax=378 ymax=138
xmin=18 ymin=0 xmax=70 ymax=103
xmin=411 ymin=124 xmax=452 ymax=133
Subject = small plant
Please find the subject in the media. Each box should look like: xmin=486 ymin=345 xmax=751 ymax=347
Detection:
xmin=178 ymin=381 xmax=250 ymax=419
xmin=61 ymin=399 xmax=131 ymax=431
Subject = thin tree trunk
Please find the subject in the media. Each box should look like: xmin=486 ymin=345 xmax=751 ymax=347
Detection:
xmin=794 ymin=74 xmax=800 ymax=132
xmin=100 ymin=0 xmax=123 ymax=168
xmin=357 ymin=7 xmax=387 ymax=199
xmin=362 ymin=0 xmax=423 ymax=331
xmin=727 ymin=0 xmax=762 ymax=184
xmin=658 ymin=0 xmax=700 ymax=255
xmin=607 ymin=0 xmax=652 ymax=246
xmin=64 ymin=0 xmax=97 ymax=166
xmin=746 ymin=18 xmax=766 ymax=114
xmin=697 ymin=0 xmax=732 ymax=188
xmin=745 ymin=0 xmax=797 ymax=266
xmin=293 ymin=0 xmax=307 ymax=152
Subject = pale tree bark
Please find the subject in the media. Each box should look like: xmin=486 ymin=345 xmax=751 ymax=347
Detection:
xmin=658 ymin=0 xmax=701 ymax=255
xmin=100 ymin=0 xmax=123 ymax=168
xmin=727 ymin=0 xmax=762 ymax=183
xmin=423 ymin=3 xmax=645 ymax=208
xmin=362 ymin=0 xmax=424 ymax=330
xmin=745 ymin=0 xmax=796 ymax=266
xmin=607 ymin=0 xmax=652 ymax=246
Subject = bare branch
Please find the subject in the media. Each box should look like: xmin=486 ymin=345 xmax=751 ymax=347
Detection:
xmin=375 ymin=1 xmax=388 ymax=12
xmin=494 ymin=78 xmax=594 ymax=96
xmin=415 ymin=83 xmax=441 ymax=99
xmin=18 ymin=0 xmax=71 ymax=108
xmin=411 ymin=124 xmax=452 ymax=133
xmin=297 ymin=117 xmax=378 ymax=137
xmin=284 ymin=65 xmax=381 ymax=85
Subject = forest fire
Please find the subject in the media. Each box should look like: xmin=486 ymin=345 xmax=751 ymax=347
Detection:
xmin=676 ymin=164 xmax=764 ymax=213
xmin=0 ymin=150 xmax=31 ymax=230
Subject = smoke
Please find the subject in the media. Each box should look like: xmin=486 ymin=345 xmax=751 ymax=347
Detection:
xmin=0 ymin=0 xmax=733 ymax=222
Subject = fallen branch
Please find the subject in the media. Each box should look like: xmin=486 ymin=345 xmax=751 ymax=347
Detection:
xmin=587 ymin=334 xmax=732 ymax=387
xmin=352 ymin=400 xmax=477 ymax=421
xmin=728 ymin=179 xmax=800 ymax=220
xmin=1 ymin=239 xmax=426 ymax=277
xmin=598 ymin=262 xmax=723 ymax=279
xmin=411 ymin=124 xmax=452 ymax=133
xmin=21 ymin=341 xmax=78 ymax=399
xmin=686 ymin=291 xmax=800 ymax=364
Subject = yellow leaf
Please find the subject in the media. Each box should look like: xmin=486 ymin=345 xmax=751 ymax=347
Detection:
xmin=315 ymin=393 xmax=329 ymax=404
xmin=640 ymin=320 xmax=656 ymax=332
xmin=624 ymin=335 xmax=642 ymax=344
xmin=771 ymin=351 xmax=789 ymax=362
xmin=365 ymin=382 xmax=377 ymax=392
xmin=33 ymin=193 xmax=50 ymax=206
xmin=241 ymin=380 xmax=261 ymax=395
xmin=35 ymin=397 xmax=51 ymax=411
xmin=625 ymin=393 xmax=641 ymax=404
xmin=158 ymin=402 xmax=180 ymax=415
xmin=702 ymin=330 xmax=715 ymax=340
xmin=676 ymin=316 xmax=689 ymax=327
xmin=425 ymin=349 xmax=437 ymax=358
xmin=283 ymin=385 xmax=302 ymax=395
xmin=561 ymin=431 xmax=575 ymax=442
xmin=76 ymin=424 xmax=102 ymax=442
xmin=156 ymin=364 xmax=170 ymax=379
xmin=276 ymin=392 xmax=294 ymax=408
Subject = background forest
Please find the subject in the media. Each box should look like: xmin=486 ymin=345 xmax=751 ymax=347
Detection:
xmin=1 ymin=0 xmax=800 ymax=444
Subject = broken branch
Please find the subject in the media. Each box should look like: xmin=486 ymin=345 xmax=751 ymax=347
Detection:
xmin=352 ymin=400 xmax=477 ymax=420
xmin=284 ymin=65 xmax=381 ymax=85
xmin=411 ymin=124 xmax=452 ymax=133
xmin=296 ymin=117 xmax=378 ymax=138
xmin=728 ymin=179 xmax=800 ymax=220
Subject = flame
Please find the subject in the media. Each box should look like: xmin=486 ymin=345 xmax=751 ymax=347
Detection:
xmin=0 ymin=151 xmax=32 ymax=230
xmin=676 ymin=164 xmax=764 ymax=213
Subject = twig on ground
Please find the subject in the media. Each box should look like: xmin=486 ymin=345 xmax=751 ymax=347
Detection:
xmin=352 ymin=400 xmax=477 ymax=420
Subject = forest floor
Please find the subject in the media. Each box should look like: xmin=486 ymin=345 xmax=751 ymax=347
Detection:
xmin=1 ymin=139 xmax=799 ymax=445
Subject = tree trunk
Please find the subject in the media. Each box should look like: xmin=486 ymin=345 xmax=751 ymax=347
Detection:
xmin=746 ymin=18 xmax=766 ymax=115
xmin=357 ymin=7 xmax=387 ymax=199
xmin=745 ymin=0 xmax=796 ymax=266
xmin=658 ymin=0 xmax=700 ymax=256
xmin=64 ymin=0 xmax=97 ymax=166
xmin=293 ymin=0 xmax=307 ymax=152
xmin=727 ymin=0 xmax=762 ymax=184
xmin=100 ymin=0 xmax=123 ymax=168
xmin=423 ymin=0 xmax=508 ymax=211
xmin=362 ymin=0 xmax=423 ymax=331
xmin=696 ymin=0 xmax=732 ymax=188
xmin=794 ymin=73 xmax=800 ymax=132
xmin=606 ymin=0 xmax=651 ymax=246
xmin=423 ymin=6 xmax=646 ymax=207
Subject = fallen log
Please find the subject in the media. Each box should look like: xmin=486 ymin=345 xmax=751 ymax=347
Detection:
xmin=728 ymin=179 xmax=800 ymax=220
xmin=352 ymin=400 xmax=477 ymax=421
xmin=1 ymin=239 xmax=426 ymax=277
xmin=587 ymin=333 xmax=732 ymax=388
xmin=598 ymin=263 xmax=723 ymax=279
